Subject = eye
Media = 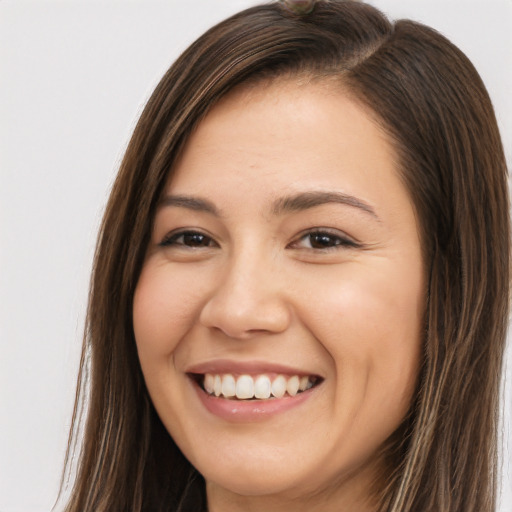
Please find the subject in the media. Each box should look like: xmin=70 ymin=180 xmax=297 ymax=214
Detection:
xmin=290 ymin=229 xmax=359 ymax=250
xmin=159 ymin=230 xmax=217 ymax=249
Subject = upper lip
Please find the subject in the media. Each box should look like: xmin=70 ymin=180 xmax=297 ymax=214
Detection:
xmin=185 ymin=359 xmax=321 ymax=378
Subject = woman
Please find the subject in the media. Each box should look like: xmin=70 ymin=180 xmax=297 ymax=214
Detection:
xmin=61 ymin=1 xmax=510 ymax=511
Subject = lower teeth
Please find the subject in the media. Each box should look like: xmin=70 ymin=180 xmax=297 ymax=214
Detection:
xmin=207 ymin=390 xmax=306 ymax=400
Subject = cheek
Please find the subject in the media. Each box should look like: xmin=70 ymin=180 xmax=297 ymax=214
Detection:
xmin=304 ymin=261 xmax=424 ymax=397
xmin=132 ymin=263 xmax=202 ymax=358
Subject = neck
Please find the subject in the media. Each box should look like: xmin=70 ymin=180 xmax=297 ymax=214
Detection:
xmin=205 ymin=468 xmax=379 ymax=512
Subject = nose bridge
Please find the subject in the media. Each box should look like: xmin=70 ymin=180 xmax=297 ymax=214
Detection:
xmin=199 ymin=241 xmax=291 ymax=339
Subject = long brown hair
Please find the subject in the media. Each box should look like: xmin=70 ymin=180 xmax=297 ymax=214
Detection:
xmin=60 ymin=2 xmax=510 ymax=511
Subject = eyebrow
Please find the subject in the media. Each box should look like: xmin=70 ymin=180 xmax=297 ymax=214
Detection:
xmin=159 ymin=195 xmax=220 ymax=215
xmin=271 ymin=191 xmax=379 ymax=219
xmin=158 ymin=190 xmax=379 ymax=220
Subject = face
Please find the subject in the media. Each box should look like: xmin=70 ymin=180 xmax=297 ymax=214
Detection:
xmin=133 ymin=80 xmax=425 ymax=509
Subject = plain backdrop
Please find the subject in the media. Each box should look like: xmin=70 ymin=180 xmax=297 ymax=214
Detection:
xmin=1 ymin=1 xmax=511 ymax=511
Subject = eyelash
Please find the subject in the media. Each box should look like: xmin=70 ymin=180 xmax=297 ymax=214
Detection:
xmin=289 ymin=229 xmax=360 ymax=250
xmin=159 ymin=229 xmax=359 ymax=251
xmin=159 ymin=230 xmax=218 ymax=249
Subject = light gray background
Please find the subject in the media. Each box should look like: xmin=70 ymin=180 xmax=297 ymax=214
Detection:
xmin=1 ymin=1 xmax=511 ymax=511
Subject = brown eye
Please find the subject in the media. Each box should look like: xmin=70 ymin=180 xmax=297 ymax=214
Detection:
xmin=290 ymin=230 xmax=360 ymax=250
xmin=308 ymin=233 xmax=341 ymax=249
xmin=160 ymin=231 xmax=216 ymax=248
xmin=181 ymin=233 xmax=211 ymax=247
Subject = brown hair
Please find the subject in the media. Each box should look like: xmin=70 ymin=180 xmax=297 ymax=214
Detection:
xmin=60 ymin=2 xmax=510 ymax=511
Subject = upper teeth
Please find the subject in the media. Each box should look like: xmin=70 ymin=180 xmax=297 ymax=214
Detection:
xmin=203 ymin=373 xmax=314 ymax=400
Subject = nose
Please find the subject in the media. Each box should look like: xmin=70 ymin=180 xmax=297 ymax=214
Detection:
xmin=199 ymin=251 xmax=292 ymax=340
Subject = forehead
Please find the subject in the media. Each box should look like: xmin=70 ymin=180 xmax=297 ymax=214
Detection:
xmin=167 ymin=78 xmax=401 ymax=203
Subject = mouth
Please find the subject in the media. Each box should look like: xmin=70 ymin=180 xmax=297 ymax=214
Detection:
xmin=189 ymin=372 xmax=322 ymax=401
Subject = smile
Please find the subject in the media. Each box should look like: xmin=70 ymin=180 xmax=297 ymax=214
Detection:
xmin=186 ymin=361 xmax=323 ymax=420
xmin=201 ymin=373 xmax=318 ymax=400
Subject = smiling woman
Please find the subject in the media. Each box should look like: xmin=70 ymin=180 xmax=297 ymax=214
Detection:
xmin=133 ymin=80 xmax=425 ymax=510
xmin=60 ymin=1 xmax=510 ymax=512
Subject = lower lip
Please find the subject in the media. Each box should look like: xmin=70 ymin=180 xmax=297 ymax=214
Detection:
xmin=192 ymin=380 xmax=316 ymax=422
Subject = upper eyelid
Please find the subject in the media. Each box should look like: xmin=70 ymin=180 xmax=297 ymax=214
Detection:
xmin=157 ymin=226 xmax=360 ymax=247
xmin=159 ymin=229 xmax=218 ymax=246
xmin=292 ymin=227 xmax=360 ymax=244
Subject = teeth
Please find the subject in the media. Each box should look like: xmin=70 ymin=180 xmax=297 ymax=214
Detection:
xmin=254 ymin=375 xmax=271 ymax=399
xmin=202 ymin=373 xmax=317 ymax=400
xmin=271 ymin=375 xmax=287 ymax=398
xmin=287 ymin=375 xmax=300 ymax=397
xmin=221 ymin=374 xmax=236 ymax=398
xmin=204 ymin=374 xmax=214 ymax=394
xmin=236 ymin=375 xmax=254 ymax=399
xmin=214 ymin=375 xmax=222 ymax=397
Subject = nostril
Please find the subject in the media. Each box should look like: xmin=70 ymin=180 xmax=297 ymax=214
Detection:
xmin=199 ymin=292 xmax=291 ymax=339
